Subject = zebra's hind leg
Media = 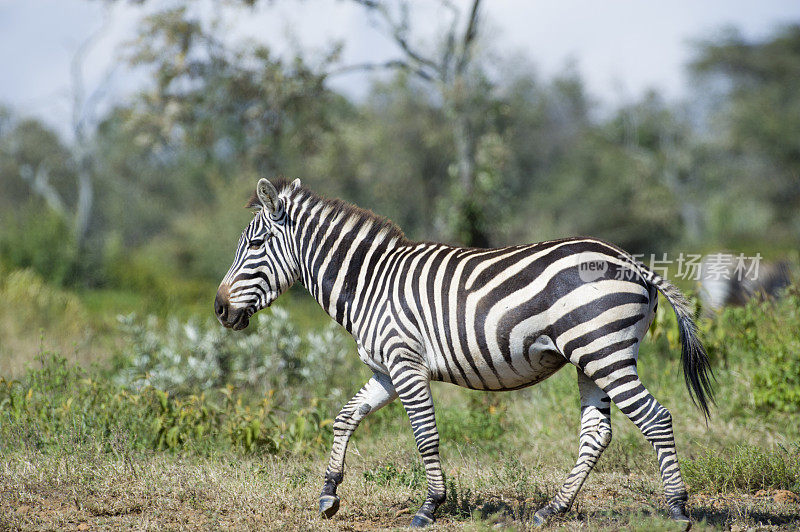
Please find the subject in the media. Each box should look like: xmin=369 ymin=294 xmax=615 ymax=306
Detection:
xmin=591 ymin=365 xmax=691 ymax=526
xmin=534 ymin=369 xmax=612 ymax=526
xmin=319 ymin=372 xmax=397 ymax=519
xmin=388 ymin=361 xmax=445 ymax=528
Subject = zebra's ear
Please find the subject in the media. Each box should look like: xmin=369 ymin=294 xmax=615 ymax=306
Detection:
xmin=291 ymin=178 xmax=301 ymax=190
xmin=255 ymin=178 xmax=284 ymax=219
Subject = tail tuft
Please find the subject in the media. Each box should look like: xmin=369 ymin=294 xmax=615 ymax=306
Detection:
xmin=640 ymin=265 xmax=715 ymax=420
xmin=676 ymin=312 xmax=715 ymax=420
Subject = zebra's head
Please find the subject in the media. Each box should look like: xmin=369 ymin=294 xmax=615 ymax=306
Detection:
xmin=215 ymin=178 xmax=301 ymax=330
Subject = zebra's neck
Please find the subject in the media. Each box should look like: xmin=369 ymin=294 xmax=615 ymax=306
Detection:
xmin=286 ymin=187 xmax=409 ymax=332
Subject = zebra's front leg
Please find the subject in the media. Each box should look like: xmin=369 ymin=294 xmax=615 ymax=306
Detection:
xmin=389 ymin=362 xmax=445 ymax=528
xmin=320 ymin=372 xmax=397 ymax=518
xmin=534 ymin=370 xmax=612 ymax=526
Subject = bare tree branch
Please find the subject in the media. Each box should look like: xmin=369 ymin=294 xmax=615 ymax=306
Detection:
xmin=69 ymin=7 xmax=115 ymax=243
xmin=350 ymin=0 xmax=380 ymax=7
xmin=455 ymin=0 xmax=481 ymax=76
xmin=387 ymin=16 xmax=441 ymax=75
xmin=326 ymin=59 xmax=435 ymax=81
xmin=345 ymin=0 xmax=487 ymax=244
xmin=19 ymin=165 xmax=66 ymax=214
xmin=440 ymin=1 xmax=460 ymax=80
xmin=354 ymin=1 xmax=443 ymax=79
xmin=70 ymin=11 xmax=113 ymax=141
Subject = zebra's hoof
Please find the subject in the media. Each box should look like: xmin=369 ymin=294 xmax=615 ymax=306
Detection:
xmin=411 ymin=513 xmax=434 ymax=527
xmin=669 ymin=506 xmax=691 ymax=530
xmin=533 ymin=504 xmax=558 ymax=527
xmin=319 ymin=494 xmax=340 ymax=518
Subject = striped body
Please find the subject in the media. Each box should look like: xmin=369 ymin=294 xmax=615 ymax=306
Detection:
xmin=324 ymin=239 xmax=655 ymax=392
xmin=215 ymin=179 xmax=714 ymax=527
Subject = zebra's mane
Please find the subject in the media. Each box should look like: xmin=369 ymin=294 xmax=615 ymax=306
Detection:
xmin=248 ymin=179 xmax=410 ymax=245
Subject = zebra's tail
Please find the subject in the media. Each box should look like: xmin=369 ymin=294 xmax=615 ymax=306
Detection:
xmin=639 ymin=265 xmax=715 ymax=420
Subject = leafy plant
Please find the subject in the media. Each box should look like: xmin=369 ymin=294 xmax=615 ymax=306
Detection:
xmin=437 ymin=391 xmax=509 ymax=446
xmin=701 ymin=284 xmax=800 ymax=413
xmin=0 ymin=202 xmax=81 ymax=287
xmin=114 ymin=306 xmax=357 ymax=401
xmin=0 ymin=352 xmax=333 ymax=457
xmin=363 ymin=461 xmax=425 ymax=489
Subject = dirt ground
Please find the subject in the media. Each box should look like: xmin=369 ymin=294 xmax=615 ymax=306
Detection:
xmin=1 ymin=451 xmax=798 ymax=531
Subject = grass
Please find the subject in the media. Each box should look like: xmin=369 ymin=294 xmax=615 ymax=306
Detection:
xmin=1 ymin=270 xmax=799 ymax=529
xmin=683 ymin=444 xmax=800 ymax=494
xmin=6 ymin=349 xmax=797 ymax=530
xmin=2 ymin=445 xmax=799 ymax=531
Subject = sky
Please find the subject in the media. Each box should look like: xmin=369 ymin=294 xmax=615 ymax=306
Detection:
xmin=1 ymin=0 xmax=799 ymax=138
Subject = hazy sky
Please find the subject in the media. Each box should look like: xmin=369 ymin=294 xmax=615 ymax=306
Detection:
xmin=2 ymin=0 xmax=799 ymax=137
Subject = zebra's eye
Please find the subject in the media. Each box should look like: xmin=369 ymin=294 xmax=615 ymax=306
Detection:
xmin=248 ymin=238 xmax=265 ymax=249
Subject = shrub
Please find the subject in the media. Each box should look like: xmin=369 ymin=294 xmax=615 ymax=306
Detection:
xmin=114 ymin=307 xmax=357 ymax=402
xmin=363 ymin=461 xmax=425 ymax=489
xmin=702 ymin=284 xmax=800 ymax=413
xmin=437 ymin=391 xmax=509 ymax=446
xmin=0 ymin=352 xmax=332 ymax=456
xmin=102 ymin=236 xmax=213 ymax=311
xmin=0 ymin=269 xmax=85 ymax=333
xmin=0 ymin=207 xmax=81 ymax=286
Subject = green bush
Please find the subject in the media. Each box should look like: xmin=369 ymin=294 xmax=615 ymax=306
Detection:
xmin=102 ymin=236 xmax=213 ymax=312
xmin=0 ymin=207 xmax=80 ymax=286
xmin=437 ymin=391 xmax=510 ymax=446
xmin=363 ymin=461 xmax=425 ymax=489
xmin=0 ymin=352 xmax=332 ymax=456
xmin=114 ymin=307 xmax=358 ymax=403
xmin=0 ymin=268 xmax=85 ymax=333
xmin=702 ymin=284 xmax=800 ymax=413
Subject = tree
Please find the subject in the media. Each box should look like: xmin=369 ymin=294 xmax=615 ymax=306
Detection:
xmin=0 ymin=112 xmax=84 ymax=285
xmin=691 ymin=25 xmax=800 ymax=246
xmin=123 ymin=6 xmax=340 ymax=180
xmin=343 ymin=0 xmax=496 ymax=246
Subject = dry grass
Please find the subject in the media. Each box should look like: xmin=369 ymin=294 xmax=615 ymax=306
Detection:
xmin=1 ymin=437 xmax=798 ymax=531
xmin=0 ymin=269 xmax=110 ymax=379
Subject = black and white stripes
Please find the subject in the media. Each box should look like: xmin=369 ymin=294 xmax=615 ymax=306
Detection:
xmin=215 ymin=178 xmax=714 ymax=527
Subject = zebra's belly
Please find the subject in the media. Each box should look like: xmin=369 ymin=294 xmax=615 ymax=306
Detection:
xmin=428 ymin=333 xmax=568 ymax=391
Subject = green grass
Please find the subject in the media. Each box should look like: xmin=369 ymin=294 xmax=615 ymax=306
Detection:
xmin=0 ymin=352 xmax=334 ymax=457
xmin=1 ymin=271 xmax=800 ymax=529
xmin=683 ymin=444 xmax=800 ymax=494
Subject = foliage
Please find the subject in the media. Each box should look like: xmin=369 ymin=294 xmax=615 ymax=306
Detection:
xmin=363 ymin=461 xmax=425 ymax=489
xmin=443 ymin=132 xmax=513 ymax=246
xmin=691 ymin=25 xmax=800 ymax=247
xmin=702 ymin=284 xmax=800 ymax=413
xmin=437 ymin=391 xmax=509 ymax=445
xmin=0 ymin=207 xmax=81 ymax=286
xmin=0 ymin=352 xmax=332 ymax=456
xmin=126 ymin=6 xmax=339 ymax=175
xmin=4 ymin=18 xmax=800 ymax=288
xmin=114 ymin=306 xmax=357 ymax=403
xmin=0 ymin=268 xmax=85 ymax=334
xmin=0 ymin=115 xmax=77 ymax=216
xmin=683 ymin=444 xmax=800 ymax=493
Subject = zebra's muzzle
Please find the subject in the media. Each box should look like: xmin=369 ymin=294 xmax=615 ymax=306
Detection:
xmin=230 ymin=309 xmax=250 ymax=330
xmin=214 ymin=285 xmax=251 ymax=330
xmin=216 ymin=304 xmax=250 ymax=330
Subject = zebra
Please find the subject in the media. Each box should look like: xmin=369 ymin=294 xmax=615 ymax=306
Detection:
xmin=699 ymin=253 xmax=792 ymax=315
xmin=215 ymin=178 xmax=714 ymax=527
